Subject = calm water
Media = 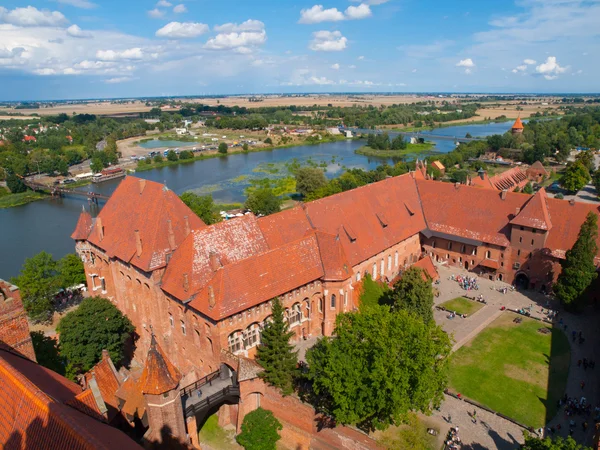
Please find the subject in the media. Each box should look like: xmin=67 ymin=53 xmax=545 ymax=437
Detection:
xmin=0 ymin=121 xmax=514 ymax=279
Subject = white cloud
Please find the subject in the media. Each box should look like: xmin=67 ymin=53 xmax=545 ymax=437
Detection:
xmin=456 ymin=58 xmax=475 ymax=68
xmin=282 ymin=69 xmax=337 ymax=86
xmin=536 ymin=56 xmax=568 ymax=79
xmin=345 ymin=4 xmax=372 ymax=20
xmin=331 ymin=63 xmax=340 ymax=70
xmin=412 ymin=68 xmax=417 ymax=73
xmin=173 ymin=4 xmax=187 ymax=14
xmin=523 ymin=58 xmax=536 ymax=65
xmin=148 ymin=8 xmax=164 ymax=18
xmin=56 ymin=0 xmax=97 ymax=9
xmin=34 ymin=68 xmax=57 ymax=75
xmin=309 ymin=76 xmax=336 ymax=85
xmin=96 ymin=48 xmax=144 ymax=61
xmin=512 ymin=64 xmax=527 ymax=73
xmin=66 ymin=25 xmax=92 ymax=39
xmin=357 ymin=55 xmax=364 ymax=60
xmin=0 ymin=6 xmax=68 ymax=27
xmin=350 ymin=0 xmax=389 ymax=4
xmin=214 ymin=19 xmax=264 ymax=33
xmin=204 ymin=30 xmax=267 ymax=51
xmin=105 ymin=76 xmax=135 ymax=83
xmin=464 ymin=68 xmax=472 ymax=75
xmin=348 ymin=64 xmax=356 ymax=69
xmin=156 ymin=22 xmax=209 ymax=39
xmin=299 ymin=5 xmax=345 ymax=23
xmin=156 ymin=0 xmax=172 ymax=6
xmin=309 ymin=30 xmax=347 ymax=52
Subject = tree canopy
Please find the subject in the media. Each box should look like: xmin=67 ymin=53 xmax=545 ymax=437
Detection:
xmin=306 ymin=305 xmax=451 ymax=430
xmin=522 ymin=434 xmax=591 ymax=450
xmin=256 ymin=298 xmax=298 ymax=395
xmin=554 ymin=211 xmax=598 ymax=308
xmin=236 ymin=408 xmax=282 ymax=450
xmin=218 ymin=142 xmax=228 ymax=154
xmin=387 ymin=267 xmax=434 ymax=323
xmin=244 ymin=187 xmax=281 ymax=216
xmin=562 ymin=160 xmax=590 ymax=192
xmin=295 ymin=167 xmax=328 ymax=197
xmin=179 ymin=191 xmax=221 ymax=225
xmin=30 ymin=331 xmax=66 ymax=376
xmin=57 ymin=296 xmax=134 ymax=376
xmin=58 ymin=253 xmax=86 ymax=288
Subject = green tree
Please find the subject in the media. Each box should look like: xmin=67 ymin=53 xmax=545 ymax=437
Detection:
xmin=245 ymin=188 xmax=281 ymax=216
xmin=30 ymin=331 xmax=65 ymax=375
xmin=6 ymin=173 xmax=26 ymax=193
xmin=179 ymin=150 xmax=194 ymax=160
xmin=554 ymin=212 xmax=598 ymax=308
xmin=523 ymin=182 xmax=534 ymax=194
xmin=167 ymin=150 xmax=179 ymax=161
xmin=594 ymin=170 xmax=600 ymax=198
xmin=295 ymin=167 xmax=328 ymax=197
xmin=256 ymin=298 xmax=298 ymax=395
xmin=387 ymin=267 xmax=434 ymax=323
xmin=562 ymin=160 xmax=589 ymax=192
xmin=179 ymin=192 xmax=220 ymax=224
xmin=57 ymin=296 xmax=134 ymax=375
xmin=264 ymin=137 xmax=273 ymax=145
xmin=522 ymin=433 xmax=591 ymax=450
xmin=90 ymin=156 xmax=104 ymax=173
xmin=236 ymin=408 xmax=282 ymax=450
xmin=218 ymin=142 xmax=228 ymax=154
xmin=153 ymin=154 xmax=163 ymax=163
xmin=306 ymin=306 xmax=451 ymax=430
xmin=243 ymin=143 xmax=249 ymax=151
xmin=58 ymin=253 xmax=86 ymax=288
xmin=12 ymin=251 xmax=59 ymax=322
xmin=575 ymin=151 xmax=594 ymax=173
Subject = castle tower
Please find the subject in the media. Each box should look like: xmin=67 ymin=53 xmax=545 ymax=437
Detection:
xmin=140 ymin=333 xmax=187 ymax=446
xmin=511 ymin=117 xmax=524 ymax=135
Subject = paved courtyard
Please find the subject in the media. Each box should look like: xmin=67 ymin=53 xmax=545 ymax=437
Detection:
xmin=432 ymin=264 xmax=600 ymax=449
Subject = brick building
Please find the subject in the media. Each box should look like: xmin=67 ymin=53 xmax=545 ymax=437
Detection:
xmin=71 ymin=173 xmax=600 ymax=445
xmin=0 ymin=279 xmax=36 ymax=362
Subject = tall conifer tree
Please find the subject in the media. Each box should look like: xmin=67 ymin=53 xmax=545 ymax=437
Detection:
xmin=256 ymin=298 xmax=298 ymax=395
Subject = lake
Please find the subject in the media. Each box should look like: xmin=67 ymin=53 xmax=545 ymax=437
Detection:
xmin=0 ymin=121 xmax=516 ymax=278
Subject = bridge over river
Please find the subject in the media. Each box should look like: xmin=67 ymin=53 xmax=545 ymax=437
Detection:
xmin=23 ymin=179 xmax=109 ymax=204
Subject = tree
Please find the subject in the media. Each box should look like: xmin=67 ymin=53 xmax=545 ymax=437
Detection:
xmin=554 ymin=212 xmax=598 ymax=308
xmin=30 ymin=331 xmax=65 ymax=375
xmin=575 ymin=151 xmax=594 ymax=173
xmin=218 ymin=142 xmax=228 ymax=154
xmin=6 ymin=173 xmax=26 ymax=193
xmin=57 ymin=296 xmax=134 ymax=375
xmin=179 ymin=192 xmax=220 ymax=224
xmin=236 ymin=408 xmax=282 ymax=450
xmin=256 ymin=298 xmax=298 ymax=395
xmin=295 ymin=167 xmax=328 ymax=197
xmin=179 ymin=150 xmax=194 ymax=160
xmin=58 ymin=253 xmax=86 ymax=288
xmin=245 ymin=188 xmax=281 ymax=216
xmin=594 ymin=170 xmax=600 ymax=198
xmin=523 ymin=182 xmax=534 ymax=194
xmin=306 ymin=306 xmax=451 ymax=430
xmin=522 ymin=433 xmax=591 ymax=450
xmin=12 ymin=251 xmax=59 ymax=322
xmin=153 ymin=154 xmax=163 ymax=163
xmin=387 ymin=267 xmax=434 ymax=323
xmin=90 ymin=156 xmax=104 ymax=173
xmin=243 ymin=143 xmax=249 ymax=151
xmin=167 ymin=150 xmax=179 ymax=161
xmin=562 ymin=160 xmax=589 ymax=192
xmin=264 ymin=137 xmax=273 ymax=145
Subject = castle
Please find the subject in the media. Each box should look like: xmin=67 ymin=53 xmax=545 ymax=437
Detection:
xmin=69 ymin=171 xmax=600 ymax=446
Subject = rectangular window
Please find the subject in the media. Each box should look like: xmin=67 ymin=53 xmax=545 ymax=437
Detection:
xmin=531 ymin=239 xmax=534 ymax=245
xmin=388 ymin=255 xmax=392 ymax=271
xmin=331 ymin=294 xmax=336 ymax=309
xmin=344 ymin=292 xmax=348 ymax=307
xmin=380 ymin=259 xmax=384 ymax=276
xmin=373 ymin=263 xmax=377 ymax=280
xmin=447 ymin=242 xmax=452 ymax=250
xmin=517 ymin=250 xmax=521 ymax=256
xmin=519 ymin=237 xmax=522 ymax=243
xmin=394 ymin=252 xmax=399 ymax=267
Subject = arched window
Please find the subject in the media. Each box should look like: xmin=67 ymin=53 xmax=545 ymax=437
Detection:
xmin=169 ymin=313 xmax=174 ymax=328
xmin=432 ymin=240 xmax=436 ymax=248
xmin=228 ymin=331 xmax=243 ymax=354
xmin=388 ymin=255 xmax=392 ymax=271
xmin=461 ymin=245 xmax=466 ymax=253
xmin=380 ymin=259 xmax=384 ymax=276
xmin=304 ymin=299 xmax=311 ymax=319
xmin=447 ymin=242 xmax=452 ymax=250
xmin=356 ymin=271 xmax=361 ymax=282
xmin=394 ymin=251 xmax=399 ymax=267
xmin=372 ymin=263 xmax=377 ymax=279
xmin=246 ymin=323 xmax=260 ymax=348
xmin=180 ymin=320 xmax=186 ymax=335
xmin=290 ymin=303 xmax=302 ymax=325
xmin=330 ymin=294 xmax=336 ymax=309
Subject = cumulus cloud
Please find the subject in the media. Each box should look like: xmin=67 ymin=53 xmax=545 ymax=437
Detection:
xmin=204 ymin=30 xmax=267 ymax=51
xmin=512 ymin=64 xmax=527 ymax=73
xmin=96 ymin=48 xmax=144 ymax=61
xmin=536 ymin=56 xmax=568 ymax=80
xmin=66 ymin=25 xmax=92 ymax=38
xmin=0 ymin=6 xmax=68 ymax=27
xmin=282 ymin=69 xmax=337 ymax=86
xmin=105 ymin=76 xmax=135 ymax=83
xmin=156 ymin=22 xmax=209 ymax=39
xmin=345 ymin=4 xmax=372 ymax=20
xmin=173 ymin=4 xmax=187 ymax=14
xmin=299 ymin=5 xmax=345 ymax=23
xmin=156 ymin=0 xmax=172 ymax=6
xmin=309 ymin=30 xmax=347 ymax=52
xmin=34 ymin=68 xmax=57 ymax=75
xmin=56 ymin=0 xmax=97 ymax=9
xmin=214 ymin=19 xmax=264 ymax=33
xmin=330 ymin=63 xmax=340 ymax=70
xmin=523 ymin=58 xmax=536 ymax=65
xmin=148 ymin=8 xmax=164 ymax=18
xmin=357 ymin=55 xmax=364 ymax=60
xmin=456 ymin=58 xmax=475 ymax=68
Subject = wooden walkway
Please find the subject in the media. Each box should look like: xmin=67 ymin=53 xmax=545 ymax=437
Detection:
xmin=23 ymin=179 xmax=109 ymax=204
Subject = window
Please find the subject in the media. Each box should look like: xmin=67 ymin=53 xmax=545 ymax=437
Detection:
xmin=471 ymin=248 xmax=476 ymax=256
xmin=519 ymin=237 xmax=522 ymax=243
xmin=356 ymin=272 xmax=361 ymax=282
xmin=388 ymin=255 xmax=392 ymax=271
xmin=459 ymin=257 xmax=462 ymax=263
xmin=169 ymin=314 xmax=174 ymax=328
xmin=331 ymin=294 xmax=336 ymax=309
xmin=133 ymin=304 xmax=136 ymax=312
xmin=246 ymin=323 xmax=260 ymax=347
xmin=228 ymin=331 xmax=243 ymax=353
xmin=461 ymin=245 xmax=466 ymax=253
xmin=394 ymin=251 xmax=399 ymax=267
xmin=531 ymin=239 xmax=534 ymax=245
xmin=432 ymin=240 xmax=436 ymax=248
xmin=290 ymin=303 xmax=302 ymax=325
xmin=447 ymin=242 xmax=452 ymax=250
xmin=100 ymin=278 xmax=106 ymax=292
xmin=180 ymin=320 xmax=186 ymax=335
xmin=520 ymin=226 xmax=524 ymax=231
xmin=372 ymin=263 xmax=377 ymax=279
xmin=380 ymin=259 xmax=384 ymax=276
xmin=501 ymin=262 xmax=504 ymax=267
xmin=485 ymin=250 xmax=491 ymax=259
xmin=318 ymin=298 xmax=323 ymax=312
xmin=517 ymin=250 xmax=521 ymax=256
xmin=501 ymin=253 xmax=504 ymax=258
xmin=344 ymin=292 xmax=348 ymax=307
xmin=532 ymin=229 xmax=537 ymax=234
xmin=304 ymin=300 xmax=311 ymax=319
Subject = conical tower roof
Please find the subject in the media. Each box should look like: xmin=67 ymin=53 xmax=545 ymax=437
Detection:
xmin=512 ymin=117 xmax=524 ymax=130
xmin=139 ymin=334 xmax=181 ymax=395
xmin=71 ymin=207 xmax=93 ymax=240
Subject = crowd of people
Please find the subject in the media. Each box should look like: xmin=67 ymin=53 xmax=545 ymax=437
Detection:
xmin=445 ymin=426 xmax=461 ymax=449
xmin=449 ymin=274 xmax=479 ymax=291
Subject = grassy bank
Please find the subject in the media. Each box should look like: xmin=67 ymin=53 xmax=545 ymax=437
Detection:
xmin=0 ymin=190 xmax=47 ymax=208
xmin=355 ymin=142 xmax=435 ymax=158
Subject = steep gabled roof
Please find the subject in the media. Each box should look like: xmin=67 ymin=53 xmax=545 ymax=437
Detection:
xmin=85 ymin=176 xmax=205 ymax=272
xmin=139 ymin=334 xmax=181 ymax=395
xmin=490 ymin=167 xmax=528 ymax=190
xmin=83 ymin=351 xmax=122 ymax=423
xmin=529 ymin=161 xmax=548 ymax=174
xmin=314 ymin=231 xmax=352 ymax=281
xmin=512 ymin=117 xmax=524 ymax=130
xmin=510 ymin=188 xmax=552 ymax=231
xmin=71 ymin=209 xmax=93 ymax=240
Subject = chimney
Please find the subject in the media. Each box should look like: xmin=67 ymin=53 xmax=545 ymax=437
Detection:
xmin=501 ymin=189 xmax=508 ymax=200
xmin=478 ymin=169 xmax=485 ymax=180
xmin=134 ymin=230 xmax=142 ymax=257
xmin=569 ymin=199 xmax=575 ymax=206
xmin=183 ymin=273 xmax=189 ymax=293
xmin=515 ymin=207 xmax=521 ymax=216
xmin=208 ymin=286 xmax=216 ymax=308
xmin=139 ymin=179 xmax=146 ymax=195
xmin=184 ymin=215 xmax=190 ymax=236
xmin=167 ymin=219 xmax=176 ymax=250
xmin=209 ymin=251 xmax=221 ymax=271
xmin=96 ymin=217 xmax=104 ymax=241
xmin=454 ymin=182 xmax=460 ymax=189
xmin=101 ymin=349 xmax=110 ymax=361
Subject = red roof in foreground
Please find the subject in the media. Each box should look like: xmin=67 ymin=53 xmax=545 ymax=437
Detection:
xmin=71 ymin=210 xmax=93 ymax=240
xmin=512 ymin=117 xmax=524 ymax=130
xmin=140 ymin=335 xmax=181 ymax=395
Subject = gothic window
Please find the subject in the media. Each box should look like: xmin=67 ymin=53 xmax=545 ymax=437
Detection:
xmin=290 ymin=303 xmax=302 ymax=325
xmin=228 ymin=331 xmax=243 ymax=354
xmin=372 ymin=263 xmax=377 ymax=279
xmin=180 ymin=320 xmax=186 ymax=335
xmin=356 ymin=271 xmax=361 ymax=282
xmin=169 ymin=313 xmax=174 ymax=328
xmin=246 ymin=323 xmax=260 ymax=348
xmin=388 ymin=255 xmax=392 ymax=271
xmin=461 ymin=245 xmax=466 ymax=253
xmin=394 ymin=251 xmax=399 ymax=267
xmin=331 ymin=294 xmax=336 ymax=309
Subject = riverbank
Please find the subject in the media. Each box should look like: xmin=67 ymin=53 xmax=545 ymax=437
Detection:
xmin=355 ymin=142 xmax=435 ymax=158
xmin=0 ymin=190 xmax=47 ymax=209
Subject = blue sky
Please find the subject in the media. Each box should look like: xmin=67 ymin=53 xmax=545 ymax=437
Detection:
xmin=0 ymin=0 xmax=598 ymax=100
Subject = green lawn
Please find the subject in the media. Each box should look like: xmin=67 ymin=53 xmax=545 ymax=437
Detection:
xmin=440 ymin=297 xmax=483 ymax=316
xmin=449 ymin=312 xmax=570 ymax=428
xmin=198 ymin=413 xmax=240 ymax=449
xmin=0 ymin=190 xmax=46 ymax=208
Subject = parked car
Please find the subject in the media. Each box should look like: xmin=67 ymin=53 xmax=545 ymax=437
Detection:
xmin=548 ymin=181 xmax=561 ymax=192
xmin=63 ymin=178 xmax=76 ymax=184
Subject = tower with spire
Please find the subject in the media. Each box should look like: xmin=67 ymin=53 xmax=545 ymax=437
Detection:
xmin=511 ymin=116 xmax=524 ymax=135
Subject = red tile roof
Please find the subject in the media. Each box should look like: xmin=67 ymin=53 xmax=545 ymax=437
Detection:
xmin=257 ymin=205 xmax=313 ymax=248
xmin=510 ymin=188 xmax=552 ymax=231
xmin=0 ymin=349 xmax=141 ymax=449
xmin=480 ymin=259 xmax=500 ymax=270
xmin=83 ymin=351 xmax=122 ymax=422
xmin=512 ymin=117 xmax=524 ymax=130
xmin=489 ymin=167 xmax=528 ymax=191
xmin=412 ymin=256 xmax=439 ymax=281
xmin=66 ymin=389 xmax=106 ymax=422
xmin=115 ymin=370 xmax=145 ymax=420
xmin=0 ymin=280 xmax=36 ymax=362
xmin=528 ymin=161 xmax=548 ymax=175
xmin=314 ymin=231 xmax=352 ymax=281
xmin=431 ymin=160 xmax=445 ymax=171
xmin=139 ymin=334 xmax=181 ymax=395
xmin=71 ymin=210 xmax=93 ymax=240
xmin=469 ymin=172 xmax=496 ymax=190
xmin=85 ymin=177 xmax=206 ymax=272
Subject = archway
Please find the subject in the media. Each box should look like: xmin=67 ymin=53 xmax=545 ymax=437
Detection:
xmin=515 ymin=272 xmax=529 ymax=289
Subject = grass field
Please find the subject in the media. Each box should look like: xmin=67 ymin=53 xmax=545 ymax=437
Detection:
xmin=0 ymin=190 xmax=46 ymax=208
xmin=355 ymin=142 xmax=436 ymax=158
xmin=440 ymin=297 xmax=483 ymax=316
xmin=198 ymin=413 xmax=239 ymax=449
xmin=449 ymin=312 xmax=570 ymax=428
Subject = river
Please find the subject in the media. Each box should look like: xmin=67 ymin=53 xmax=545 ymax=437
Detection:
xmin=0 ymin=121 xmax=516 ymax=279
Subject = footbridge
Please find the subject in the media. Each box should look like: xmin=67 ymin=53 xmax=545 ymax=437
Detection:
xmin=23 ymin=179 xmax=109 ymax=204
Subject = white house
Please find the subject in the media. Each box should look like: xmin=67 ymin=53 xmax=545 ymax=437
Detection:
xmin=175 ymin=128 xmax=188 ymax=135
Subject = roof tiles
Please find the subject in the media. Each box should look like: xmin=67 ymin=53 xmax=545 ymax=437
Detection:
xmin=139 ymin=335 xmax=181 ymax=395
